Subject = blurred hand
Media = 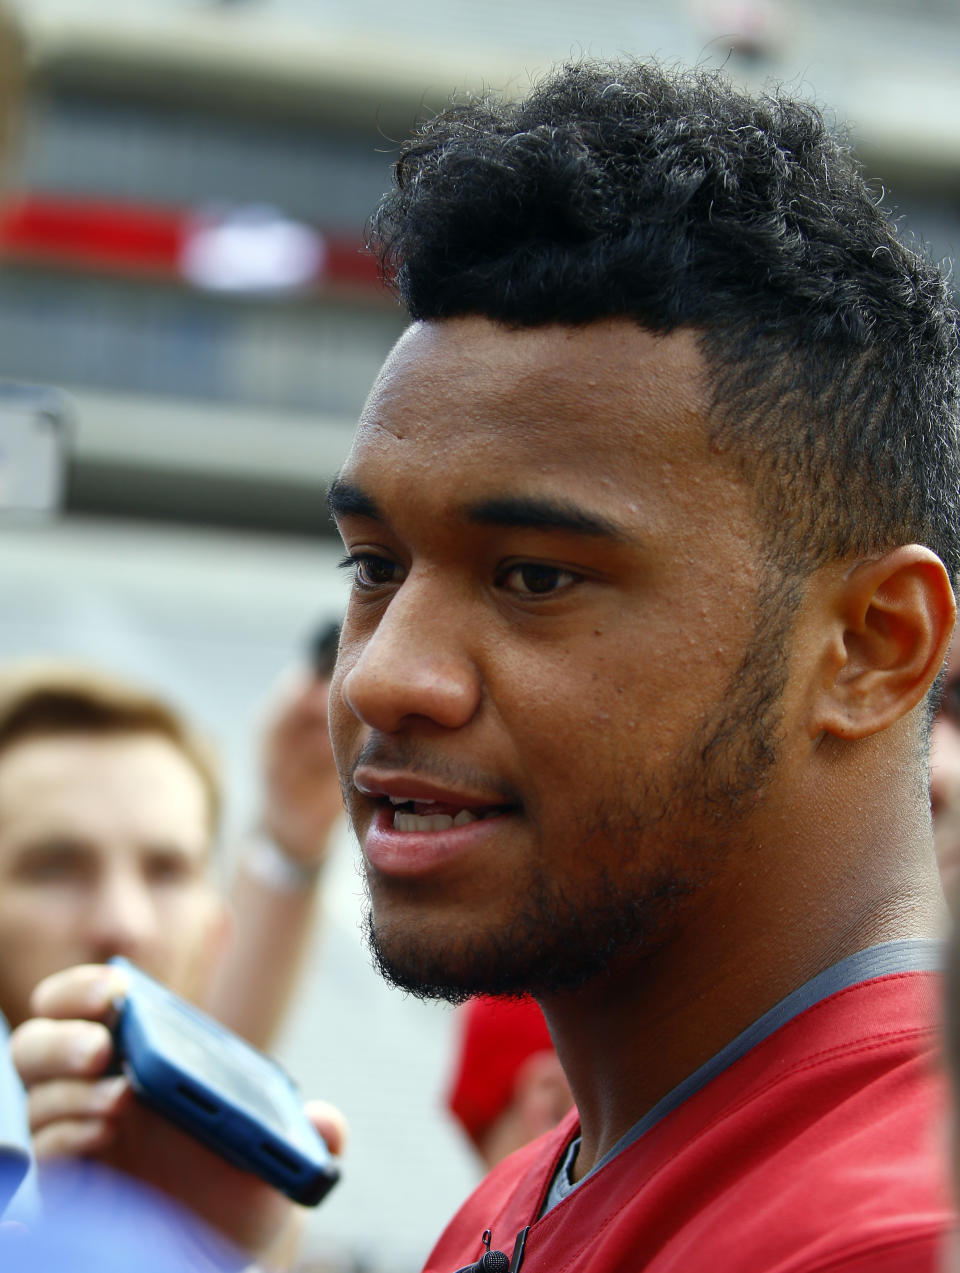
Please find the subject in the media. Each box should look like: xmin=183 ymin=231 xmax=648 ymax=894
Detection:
xmin=11 ymin=964 xmax=347 ymax=1260
xmin=261 ymin=673 xmax=344 ymax=868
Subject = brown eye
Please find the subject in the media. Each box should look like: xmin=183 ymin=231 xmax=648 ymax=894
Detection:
xmin=499 ymin=563 xmax=578 ymax=596
xmin=342 ymin=554 xmax=404 ymax=590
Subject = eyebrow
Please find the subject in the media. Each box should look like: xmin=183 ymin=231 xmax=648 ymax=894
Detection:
xmin=465 ymin=496 xmax=626 ymax=540
xmin=327 ymin=478 xmax=383 ymax=522
xmin=328 ymin=479 xmax=627 ymax=542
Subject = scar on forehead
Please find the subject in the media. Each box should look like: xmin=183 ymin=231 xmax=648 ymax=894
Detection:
xmin=372 ymin=418 xmax=406 ymax=441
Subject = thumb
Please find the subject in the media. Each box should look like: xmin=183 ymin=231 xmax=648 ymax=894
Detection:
xmin=305 ymin=1100 xmax=349 ymax=1157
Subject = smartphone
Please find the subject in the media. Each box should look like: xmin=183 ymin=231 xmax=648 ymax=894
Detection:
xmin=108 ymin=957 xmax=339 ymax=1206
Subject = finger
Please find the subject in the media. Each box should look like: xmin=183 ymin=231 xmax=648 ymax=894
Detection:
xmin=32 ymin=1117 xmax=118 ymax=1162
xmin=29 ymin=963 xmax=128 ymax=1020
xmin=305 ymin=1100 xmax=349 ymax=1156
xmin=28 ymin=1075 xmax=131 ymax=1134
xmin=11 ymin=1018 xmax=114 ymax=1086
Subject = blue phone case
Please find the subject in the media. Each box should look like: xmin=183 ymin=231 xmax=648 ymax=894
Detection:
xmin=109 ymin=957 xmax=339 ymax=1206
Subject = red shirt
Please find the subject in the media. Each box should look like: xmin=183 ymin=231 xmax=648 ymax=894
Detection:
xmin=425 ymin=971 xmax=952 ymax=1273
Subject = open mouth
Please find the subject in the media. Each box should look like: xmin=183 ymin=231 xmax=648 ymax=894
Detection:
xmin=388 ymin=797 xmax=509 ymax=832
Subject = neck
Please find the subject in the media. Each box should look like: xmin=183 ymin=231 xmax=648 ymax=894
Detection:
xmin=539 ymin=814 xmax=945 ymax=1181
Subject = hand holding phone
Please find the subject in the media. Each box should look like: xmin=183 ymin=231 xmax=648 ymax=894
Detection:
xmin=109 ymin=957 xmax=339 ymax=1206
xmin=10 ymin=962 xmax=345 ymax=1258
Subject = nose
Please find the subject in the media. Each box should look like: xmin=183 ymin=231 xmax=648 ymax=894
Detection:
xmin=83 ymin=866 xmax=159 ymax=962
xmin=340 ymin=572 xmax=482 ymax=734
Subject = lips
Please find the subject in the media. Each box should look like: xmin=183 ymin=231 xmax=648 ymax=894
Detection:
xmin=356 ymin=770 xmax=514 ymax=824
xmin=353 ymin=767 xmax=518 ymax=876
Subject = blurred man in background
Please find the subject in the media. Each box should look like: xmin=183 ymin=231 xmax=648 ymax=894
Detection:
xmin=0 ymin=661 xmax=227 ymax=1033
xmin=0 ymin=648 xmax=342 ymax=1049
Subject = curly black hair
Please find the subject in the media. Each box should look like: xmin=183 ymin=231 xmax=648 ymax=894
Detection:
xmin=369 ymin=60 xmax=960 ymax=585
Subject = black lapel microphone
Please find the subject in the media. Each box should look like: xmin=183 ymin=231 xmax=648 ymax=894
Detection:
xmin=452 ymin=1227 xmax=529 ymax=1273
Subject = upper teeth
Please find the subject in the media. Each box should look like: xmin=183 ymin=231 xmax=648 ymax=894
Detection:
xmin=393 ymin=809 xmax=478 ymax=831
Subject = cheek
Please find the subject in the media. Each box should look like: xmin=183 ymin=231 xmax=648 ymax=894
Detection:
xmin=0 ymin=898 xmax=73 ymax=1006
xmin=502 ymin=649 xmax=693 ymax=784
xmin=153 ymin=885 xmax=217 ymax=942
xmin=0 ymin=887 xmax=81 ymax=937
xmin=152 ymin=891 xmax=221 ymax=990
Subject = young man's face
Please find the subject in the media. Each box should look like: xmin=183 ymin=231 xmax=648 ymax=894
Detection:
xmin=0 ymin=731 xmax=223 ymax=1027
xmin=330 ymin=317 xmax=798 ymax=1000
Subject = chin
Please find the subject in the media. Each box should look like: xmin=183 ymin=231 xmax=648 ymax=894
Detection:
xmin=363 ymin=903 xmax=653 ymax=1004
xmin=362 ymin=849 xmax=701 ymax=1002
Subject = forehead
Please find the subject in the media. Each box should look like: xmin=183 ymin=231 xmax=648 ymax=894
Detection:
xmin=0 ymin=732 xmax=210 ymax=848
xmin=341 ymin=317 xmax=751 ymax=552
xmin=355 ymin=317 xmax=710 ymax=469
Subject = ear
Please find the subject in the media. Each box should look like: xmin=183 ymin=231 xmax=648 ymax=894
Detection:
xmin=809 ymin=545 xmax=956 ymax=740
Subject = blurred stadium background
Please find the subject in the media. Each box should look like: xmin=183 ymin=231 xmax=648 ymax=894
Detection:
xmin=0 ymin=1 xmax=957 ymax=1268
